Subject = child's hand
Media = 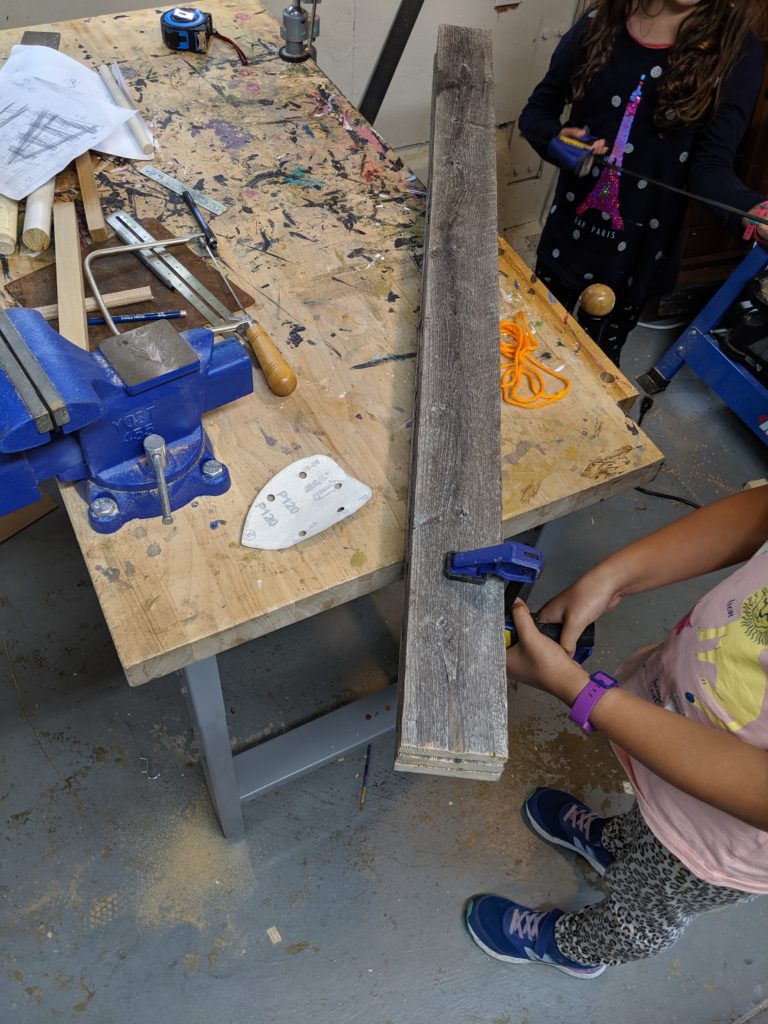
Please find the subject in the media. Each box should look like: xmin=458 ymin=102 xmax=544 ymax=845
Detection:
xmin=537 ymin=564 xmax=624 ymax=656
xmin=743 ymin=201 xmax=768 ymax=242
xmin=560 ymin=126 xmax=609 ymax=156
xmin=506 ymin=599 xmax=588 ymax=704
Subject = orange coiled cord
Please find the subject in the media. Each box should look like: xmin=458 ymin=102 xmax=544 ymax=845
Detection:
xmin=499 ymin=312 xmax=571 ymax=409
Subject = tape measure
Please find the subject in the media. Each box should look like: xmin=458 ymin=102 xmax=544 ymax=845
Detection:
xmin=160 ymin=7 xmax=213 ymax=54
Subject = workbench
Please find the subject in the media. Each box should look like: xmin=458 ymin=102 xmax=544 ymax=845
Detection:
xmin=0 ymin=2 xmax=662 ymax=838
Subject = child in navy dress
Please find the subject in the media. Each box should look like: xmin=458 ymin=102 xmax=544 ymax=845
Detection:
xmin=518 ymin=0 xmax=768 ymax=364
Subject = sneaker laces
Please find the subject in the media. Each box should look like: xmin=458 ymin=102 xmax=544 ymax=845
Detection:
xmin=506 ymin=907 xmax=547 ymax=942
xmin=563 ymin=803 xmax=599 ymax=841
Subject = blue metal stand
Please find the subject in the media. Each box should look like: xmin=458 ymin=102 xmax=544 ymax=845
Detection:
xmin=638 ymin=244 xmax=768 ymax=445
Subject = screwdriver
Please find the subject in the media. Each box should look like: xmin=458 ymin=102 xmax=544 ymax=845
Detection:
xmin=182 ymin=192 xmax=298 ymax=396
xmin=182 ymin=190 xmax=218 ymax=252
xmin=596 ymin=157 xmax=768 ymax=231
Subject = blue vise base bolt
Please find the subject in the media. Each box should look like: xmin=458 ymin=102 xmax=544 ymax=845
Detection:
xmin=0 ymin=310 xmax=253 ymax=533
xmin=444 ymin=542 xmax=544 ymax=585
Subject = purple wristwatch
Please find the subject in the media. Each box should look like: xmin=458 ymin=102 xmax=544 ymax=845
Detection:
xmin=568 ymin=671 xmax=619 ymax=733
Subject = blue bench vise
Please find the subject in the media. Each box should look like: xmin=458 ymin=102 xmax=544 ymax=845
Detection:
xmin=0 ymin=308 xmax=253 ymax=533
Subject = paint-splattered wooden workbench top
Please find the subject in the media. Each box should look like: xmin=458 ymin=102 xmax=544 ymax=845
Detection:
xmin=0 ymin=2 xmax=662 ymax=685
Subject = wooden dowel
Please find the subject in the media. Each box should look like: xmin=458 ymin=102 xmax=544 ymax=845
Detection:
xmin=0 ymin=195 xmax=19 ymax=256
xmin=21 ymin=177 xmax=56 ymax=252
xmin=35 ymin=286 xmax=154 ymax=321
xmin=53 ymin=202 xmax=89 ymax=349
xmin=75 ymin=153 xmax=108 ymax=243
xmin=97 ymin=64 xmax=153 ymax=156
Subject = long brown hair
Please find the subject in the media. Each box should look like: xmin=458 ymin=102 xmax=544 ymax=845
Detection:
xmin=571 ymin=0 xmax=767 ymax=130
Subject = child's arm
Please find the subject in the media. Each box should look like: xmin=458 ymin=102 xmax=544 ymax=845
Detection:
xmin=507 ymin=600 xmax=768 ymax=832
xmin=518 ymin=17 xmax=592 ymax=161
xmin=540 ymin=485 xmax=768 ymax=654
xmin=688 ymin=32 xmax=765 ymax=237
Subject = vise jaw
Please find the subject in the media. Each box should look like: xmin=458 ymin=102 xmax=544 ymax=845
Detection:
xmin=0 ymin=309 xmax=253 ymax=533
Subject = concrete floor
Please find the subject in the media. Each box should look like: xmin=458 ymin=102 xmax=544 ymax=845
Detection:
xmin=1 ymin=325 xmax=767 ymax=1024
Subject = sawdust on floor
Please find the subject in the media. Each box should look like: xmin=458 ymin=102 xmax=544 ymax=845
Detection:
xmin=134 ymin=797 xmax=257 ymax=929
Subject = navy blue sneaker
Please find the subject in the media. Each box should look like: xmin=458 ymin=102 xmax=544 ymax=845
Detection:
xmin=524 ymin=788 xmax=614 ymax=876
xmin=465 ymin=895 xmax=606 ymax=978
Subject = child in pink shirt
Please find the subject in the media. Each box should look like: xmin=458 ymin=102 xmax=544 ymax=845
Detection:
xmin=466 ymin=485 xmax=768 ymax=977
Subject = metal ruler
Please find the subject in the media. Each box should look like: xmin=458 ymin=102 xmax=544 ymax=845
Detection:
xmin=105 ymin=211 xmax=239 ymax=328
xmin=137 ymin=165 xmax=228 ymax=215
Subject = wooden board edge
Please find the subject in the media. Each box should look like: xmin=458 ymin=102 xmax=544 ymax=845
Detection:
xmin=502 ymin=457 xmax=663 ymax=536
xmin=394 ymin=755 xmax=504 ymax=781
xmin=115 ymin=561 xmax=407 ymax=685
xmin=396 ymin=741 xmax=507 ymax=764
xmin=0 ymin=494 xmax=58 ymax=544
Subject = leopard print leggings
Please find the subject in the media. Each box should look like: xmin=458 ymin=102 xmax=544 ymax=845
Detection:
xmin=554 ymin=802 xmax=757 ymax=966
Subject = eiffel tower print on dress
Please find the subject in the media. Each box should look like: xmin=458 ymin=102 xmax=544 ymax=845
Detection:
xmin=577 ymin=76 xmax=646 ymax=232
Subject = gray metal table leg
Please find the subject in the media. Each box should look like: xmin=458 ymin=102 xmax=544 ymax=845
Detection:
xmin=182 ymin=655 xmax=245 ymax=840
xmin=176 ymin=521 xmax=569 ymax=837
xmin=234 ymin=683 xmax=397 ymax=801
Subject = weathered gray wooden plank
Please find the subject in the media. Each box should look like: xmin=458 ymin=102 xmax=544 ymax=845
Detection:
xmin=395 ymin=25 xmax=506 ymax=778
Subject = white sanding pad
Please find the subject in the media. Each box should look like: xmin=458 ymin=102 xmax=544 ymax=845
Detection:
xmin=241 ymin=454 xmax=372 ymax=550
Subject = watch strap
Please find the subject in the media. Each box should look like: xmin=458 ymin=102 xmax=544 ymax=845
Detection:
xmin=568 ymin=671 xmax=618 ymax=733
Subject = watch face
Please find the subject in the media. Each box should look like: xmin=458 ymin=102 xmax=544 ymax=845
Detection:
xmin=591 ymin=671 xmax=618 ymax=689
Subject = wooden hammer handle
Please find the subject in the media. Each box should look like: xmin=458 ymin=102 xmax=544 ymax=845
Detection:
xmin=245 ymin=322 xmax=297 ymax=396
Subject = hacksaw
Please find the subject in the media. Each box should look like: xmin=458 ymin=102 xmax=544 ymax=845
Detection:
xmin=105 ymin=211 xmax=240 ymax=327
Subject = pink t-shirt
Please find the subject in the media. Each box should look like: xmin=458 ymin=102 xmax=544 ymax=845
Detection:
xmin=612 ymin=543 xmax=768 ymax=893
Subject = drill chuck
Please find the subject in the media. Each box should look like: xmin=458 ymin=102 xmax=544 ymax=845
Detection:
xmin=279 ymin=2 xmax=320 ymax=63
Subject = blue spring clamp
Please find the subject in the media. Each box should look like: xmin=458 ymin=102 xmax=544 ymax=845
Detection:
xmin=444 ymin=541 xmax=543 ymax=585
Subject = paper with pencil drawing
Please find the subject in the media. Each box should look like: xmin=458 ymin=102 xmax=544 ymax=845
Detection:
xmin=2 ymin=46 xmax=154 ymax=160
xmin=0 ymin=74 xmax=132 ymax=200
xmin=0 ymin=46 xmax=154 ymax=200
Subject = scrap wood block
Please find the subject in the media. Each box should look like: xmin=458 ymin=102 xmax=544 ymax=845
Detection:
xmin=395 ymin=25 xmax=507 ymax=780
xmin=75 ymin=152 xmax=108 ymax=243
xmin=53 ymin=201 xmax=88 ymax=349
